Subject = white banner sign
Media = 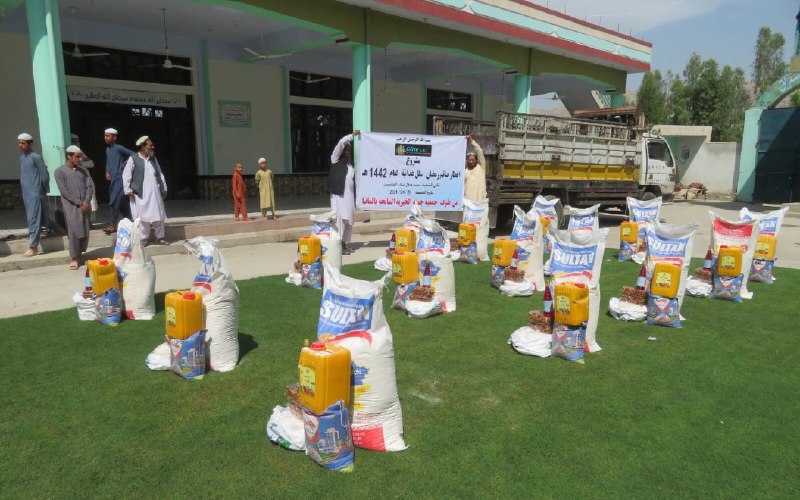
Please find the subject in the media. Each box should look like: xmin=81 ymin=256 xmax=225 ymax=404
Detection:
xmin=357 ymin=132 xmax=466 ymax=211
xmin=67 ymin=86 xmax=187 ymax=108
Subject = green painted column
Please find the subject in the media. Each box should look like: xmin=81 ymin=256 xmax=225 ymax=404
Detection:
xmin=352 ymin=43 xmax=371 ymax=133
xmin=200 ymin=39 xmax=215 ymax=174
xmin=282 ymin=66 xmax=291 ymax=174
xmin=26 ymin=0 xmax=70 ymax=195
xmin=513 ymin=74 xmax=532 ymax=113
xmin=736 ymin=107 xmax=763 ymax=202
xmin=610 ymin=92 xmax=626 ymax=107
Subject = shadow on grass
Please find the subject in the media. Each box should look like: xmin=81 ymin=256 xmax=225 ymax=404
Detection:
xmin=154 ymin=291 xmax=167 ymax=315
xmin=238 ymin=332 xmax=258 ymax=361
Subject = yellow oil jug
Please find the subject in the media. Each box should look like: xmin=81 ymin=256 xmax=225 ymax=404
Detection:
xmin=87 ymin=258 xmax=120 ymax=296
xmin=164 ymin=290 xmax=204 ymax=340
xmin=458 ymin=223 xmax=477 ymax=246
xmin=492 ymin=238 xmax=517 ymax=267
xmin=650 ymin=262 xmax=680 ymax=298
xmin=539 ymin=216 xmax=551 ymax=236
xmin=554 ymin=282 xmax=589 ymax=326
xmin=395 ymin=228 xmax=417 ymax=253
xmin=392 ymin=252 xmax=419 ymax=284
xmin=620 ymin=221 xmax=639 ymax=244
xmin=298 ymin=341 xmax=351 ymax=415
xmin=299 ymin=236 xmax=322 ymax=264
xmin=753 ymin=235 xmax=776 ymax=261
xmin=717 ymin=246 xmax=743 ymax=277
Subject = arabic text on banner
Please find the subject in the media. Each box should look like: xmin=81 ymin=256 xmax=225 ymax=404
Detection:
xmin=357 ymin=132 xmax=466 ymax=211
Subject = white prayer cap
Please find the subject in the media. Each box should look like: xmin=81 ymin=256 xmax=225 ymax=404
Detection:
xmin=466 ymin=151 xmax=477 ymax=158
xmin=66 ymin=145 xmax=83 ymax=154
xmin=17 ymin=133 xmax=33 ymax=141
xmin=258 ymin=157 xmax=267 ymax=163
xmin=135 ymin=135 xmax=149 ymax=146
xmin=105 ymin=128 xmax=118 ymax=135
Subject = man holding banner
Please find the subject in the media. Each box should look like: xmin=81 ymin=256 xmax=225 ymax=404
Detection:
xmin=464 ymin=135 xmax=487 ymax=202
xmin=328 ymin=130 xmax=359 ymax=255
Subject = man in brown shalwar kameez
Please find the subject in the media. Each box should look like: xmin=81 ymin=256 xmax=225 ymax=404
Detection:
xmin=55 ymin=145 xmax=93 ymax=270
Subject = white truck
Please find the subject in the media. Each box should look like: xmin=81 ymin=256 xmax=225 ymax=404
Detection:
xmin=434 ymin=109 xmax=677 ymax=227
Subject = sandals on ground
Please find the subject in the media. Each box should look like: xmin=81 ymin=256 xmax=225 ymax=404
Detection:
xmin=69 ymin=260 xmax=79 ymax=270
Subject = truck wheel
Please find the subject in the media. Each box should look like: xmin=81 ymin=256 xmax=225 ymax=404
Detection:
xmin=640 ymin=191 xmax=657 ymax=201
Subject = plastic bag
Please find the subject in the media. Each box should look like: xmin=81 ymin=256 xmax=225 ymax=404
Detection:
xmin=169 ymin=329 xmax=206 ymax=380
xmin=462 ymin=198 xmax=490 ymax=261
xmin=740 ymin=207 xmax=788 ymax=284
xmin=267 ymin=405 xmax=305 ymax=451
xmin=508 ymin=326 xmax=552 ymax=357
xmin=96 ymin=288 xmax=122 ymax=326
xmin=414 ymin=216 xmax=456 ymax=313
xmin=627 ymin=196 xmax=662 ymax=264
xmin=318 ymin=263 xmax=407 ymax=452
xmin=708 ymin=212 xmax=760 ymax=300
xmin=304 ymin=401 xmax=354 ymax=472
xmin=310 ymin=211 xmax=342 ymax=271
xmin=565 ymin=204 xmax=600 ymax=231
xmin=113 ymin=218 xmax=156 ymax=320
xmin=186 ymin=237 xmax=240 ymax=372
xmin=73 ymin=292 xmax=98 ymax=321
xmin=608 ymin=297 xmax=647 ymax=321
xmin=145 ymin=341 xmax=171 ymax=370
xmin=643 ymin=220 xmax=699 ymax=324
xmin=548 ymin=227 xmax=609 ymax=354
xmin=509 ymin=205 xmax=545 ymax=292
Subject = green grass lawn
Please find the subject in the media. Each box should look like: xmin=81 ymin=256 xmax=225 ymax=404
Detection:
xmin=2 ymin=251 xmax=799 ymax=498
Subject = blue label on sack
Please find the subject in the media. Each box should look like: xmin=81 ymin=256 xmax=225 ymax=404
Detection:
xmin=618 ymin=241 xmax=635 ymax=261
xmin=417 ymin=228 xmax=446 ymax=252
xmin=568 ymin=213 xmax=596 ymax=230
xmin=712 ymin=273 xmax=744 ymax=302
xmin=318 ymin=291 xmax=375 ymax=334
xmin=750 ymin=259 xmax=775 ymax=283
xmin=646 ymin=232 xmax=689 ymax=260
xmin=169 ymin=329 xmax=206 ymax=380
xmin=114 ymin=225 xmax=132 ymax=255
xmin=550 ymin=243 xmax=597 ymax=276
xmin=312 ymin=221 xmax=333 ymax=236
xmin=630 ymin=205 xmax=659 ymax=222
xmin=534 ymin=200 xmax=558 ymax=217
xmin=304 ymin=401 xmax=354 ymax=472
xmin=491 ymin=264 xmax=505 ymax=288
xmin=510 ymin=219 xmax=536 ymax=240
xmin=463 ymin=205 xmax=485 ymax=224
xmin=96 ymin=288 xmax=122 ymax=326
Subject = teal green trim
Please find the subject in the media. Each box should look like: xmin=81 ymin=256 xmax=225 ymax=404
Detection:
xmin=429 ymin=0 xmax=651 ymax=63
xmin=757 ymin=72 xmax=800 ymax=108
xmin=200 ymin=39 xmax=215 ymax=174
xmin=282 ymin=66 xmax=291 ymax=174
xmin=26 ymin=0 xmax=69 ymax=196
xmin=192 ymin=0 xmax=339 ymax=35
xmin=352 ymin=43 xmax=371 ymax=132
xmin=514 ymin=74 xmax=532 ymax=113
xmin=610 ymin=92 xmax=625 ymax=107
xmin=736 ymin=108 xmax=763 ymax=202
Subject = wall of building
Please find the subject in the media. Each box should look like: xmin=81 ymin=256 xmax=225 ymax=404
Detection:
xmin=372 ymin=80 xmax=426 ymax=133
xmin=0 ymin=32 xmax=40 ymax=181
xmin=679 ymin=142 xmax=741 ymax=194
xmin=207 ymin=60 xmax=286 ymax=175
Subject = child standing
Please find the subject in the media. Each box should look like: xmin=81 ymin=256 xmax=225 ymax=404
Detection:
xmin=232 ymin=162 xmax=251 ymax=221
xmin=254 ymin=157 xmax=276 ymax=219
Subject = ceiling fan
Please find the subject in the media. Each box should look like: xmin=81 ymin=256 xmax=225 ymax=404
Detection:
xmin=142 ymin=9 xmax=192 ymax=72
xmin=242 ymin=47 xmax=290 ymax=61
xmin=63 ymin=6 xmax=109 ymax=59
xmin=290 ymin=72 xmax=331 ymax=84
xmin=242 ymin=34 xmax=290 ymax=61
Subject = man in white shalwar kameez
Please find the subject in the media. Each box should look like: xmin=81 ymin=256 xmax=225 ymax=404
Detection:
xmin=122 ymin=136 xmax=169 ymax=245
xmin=328 ymin=130 xmax=359 ymax=254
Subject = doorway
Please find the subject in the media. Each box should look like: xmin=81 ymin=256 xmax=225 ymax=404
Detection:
xmin=68 ymin=98 xmax=198 ymax=203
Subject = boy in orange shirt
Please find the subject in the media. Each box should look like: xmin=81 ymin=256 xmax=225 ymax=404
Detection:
xmin=232 ymin=162 xmax=251 ymax=221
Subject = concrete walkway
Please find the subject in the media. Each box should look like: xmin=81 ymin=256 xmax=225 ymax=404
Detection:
xmin=1 ymin=198 xmax=798 ymax=319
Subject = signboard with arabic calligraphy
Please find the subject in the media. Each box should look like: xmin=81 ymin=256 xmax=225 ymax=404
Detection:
xmin=218 ymin=101 xmax=251 ymax=127
xmin=357 ymin=132 xmax=466 ymax=211
xmin=67 ymin=86 xmax=186 ymax=108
